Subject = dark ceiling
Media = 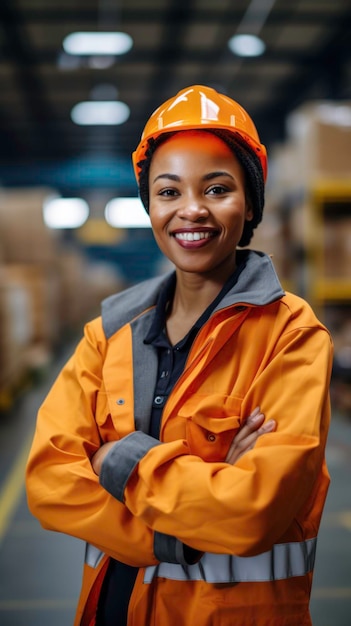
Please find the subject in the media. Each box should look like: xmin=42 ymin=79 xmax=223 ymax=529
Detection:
xmin=0 ymin=0 xmax=350 ymax=197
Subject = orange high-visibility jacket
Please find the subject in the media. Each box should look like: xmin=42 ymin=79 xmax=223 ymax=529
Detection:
xmin=26 ymin=250 xmax=333 ymax=626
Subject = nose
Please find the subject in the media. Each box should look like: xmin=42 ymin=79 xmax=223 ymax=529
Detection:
xmin=177 ymin=193 xmax=209 ymax=221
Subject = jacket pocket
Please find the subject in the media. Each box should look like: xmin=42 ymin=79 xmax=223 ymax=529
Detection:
xmin=94 ymin=391 xmax=121 ymax=442
xmin=179 ymin=393 xmax=243 ymax=462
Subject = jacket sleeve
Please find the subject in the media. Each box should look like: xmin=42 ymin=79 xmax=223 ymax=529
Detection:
xmin=26 ymin=318 xmax=159 ymax=567
xmin=100 ymin=320 xmax=333 ymax=558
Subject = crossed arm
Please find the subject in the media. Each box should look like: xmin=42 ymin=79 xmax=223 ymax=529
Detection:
xmin=91 ymin=406 xmax=276 ymax=475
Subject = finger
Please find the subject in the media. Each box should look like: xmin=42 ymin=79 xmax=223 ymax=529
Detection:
xmin=225 ymin=410 xmax=264 ymax=460
xmin=225 ymin=418 xmax=276 ymax=464
xmin=247 ymin=407 xmax=265 ymax=426
xmin=257 ymin=419 xmax=276 ymax=434
xmin=235 ymin=418 xmax=275 ymax=448
xmin=249 ymin=406 xmax=262 ymax=419
xmin=225 ymin=432 xmax=258 ymax=463
xmin=234 ymin=409 xmax=265 ymax=444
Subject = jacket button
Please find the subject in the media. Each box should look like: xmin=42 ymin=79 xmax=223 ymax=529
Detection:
xmin=154 ymin=396 xmax=164 ymax=406
xmin=116 ymin=398 xmax=125 ymax=405
xmin=207 ymin=433 xmax=216 ymax=442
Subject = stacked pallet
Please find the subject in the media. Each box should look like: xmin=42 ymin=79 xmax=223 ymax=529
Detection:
xmin=0 ymin=188 xmax=123 ymax=409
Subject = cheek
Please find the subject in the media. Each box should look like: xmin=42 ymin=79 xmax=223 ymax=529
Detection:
xmin=149 ymin=208 xmax=163 ymax=234
xmin=149 ymin=209 xmax=170 ymax=249
xmin=149 ymin=199 xmax=174 ymax=229
xmin=222 ymin=197 xmax=247 ymax=224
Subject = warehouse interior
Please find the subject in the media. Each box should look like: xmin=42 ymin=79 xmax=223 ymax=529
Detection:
xmin=0 ymin=1 xmax=351 ymax=624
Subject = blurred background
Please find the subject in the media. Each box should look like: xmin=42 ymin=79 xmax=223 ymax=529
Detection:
xmin=0 ymin=0 xmax=350 ymax=624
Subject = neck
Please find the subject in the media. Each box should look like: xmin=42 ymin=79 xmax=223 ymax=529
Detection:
xmin=172 ymin=258 xmax=237 ymax=316
xmin=172 ymin=275 xmax=220 ymax=316
xmin=165 ymin=268 xmax=234 ymax=346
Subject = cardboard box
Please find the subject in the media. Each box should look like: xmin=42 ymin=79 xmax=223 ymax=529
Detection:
xmin=286 ymin=102 xmax=351 ymax=184
xmin=323 ymin=218 xmax=351 ymax=279
xmin=0 ymin=188 xmax=59 ymax=264
xmin=2 ymin=264 xmax=61 ymax=345
xmin=0 ymin=268 xmax=32 ymax=390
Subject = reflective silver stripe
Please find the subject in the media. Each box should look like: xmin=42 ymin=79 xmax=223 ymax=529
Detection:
xmin=144 ymin=538 xmax=317 ymax=584
xmin=85 ymin=543 xmax=105 ymax=569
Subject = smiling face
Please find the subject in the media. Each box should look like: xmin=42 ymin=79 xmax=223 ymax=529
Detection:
xmin=148 ymin=130 xmax=253 ymax=282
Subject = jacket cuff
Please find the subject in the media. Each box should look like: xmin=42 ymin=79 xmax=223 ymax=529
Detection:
xmin=154 ymin=531 xmax=203 ymax=565
xmin=100 ymin=431 xmax=162 ymax=502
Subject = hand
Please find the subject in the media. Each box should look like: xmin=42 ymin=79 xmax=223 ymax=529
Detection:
xmin=91 ymin=440 xmax=118 ymax=476
xmin=225 ymin=407 xmax=275 ymax=465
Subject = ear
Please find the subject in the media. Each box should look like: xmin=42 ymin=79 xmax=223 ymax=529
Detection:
xmin=245 ymin=197 xmax=254 ymax=222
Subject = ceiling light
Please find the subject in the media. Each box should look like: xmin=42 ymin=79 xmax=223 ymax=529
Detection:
xmin=105 ymin=198 xmax=151 ymax=229
xmin=43 ymin=197 xmax=89 ymax=229
xmin=63 ymin=32 xmax=133 ymax=56
xmin=71 ymin=101 xmax=130 ymax=125
xmin=228 ymin=34 xmax=266 ymax=57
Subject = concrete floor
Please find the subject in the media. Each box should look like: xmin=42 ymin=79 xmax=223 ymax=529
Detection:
xmin=0 ymin=352 xmax=350 ymax=625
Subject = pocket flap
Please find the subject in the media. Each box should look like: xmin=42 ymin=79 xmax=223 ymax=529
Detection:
xmin=178 ymin=393 xmax=242 ymax=432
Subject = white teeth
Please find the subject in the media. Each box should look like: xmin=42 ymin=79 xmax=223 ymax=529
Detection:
xmin=174 ymin=231 xmax=212 ymax=242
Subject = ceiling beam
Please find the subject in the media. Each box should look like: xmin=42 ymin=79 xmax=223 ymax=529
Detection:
xmin=0 ymin=0 xmax=68 ymax=159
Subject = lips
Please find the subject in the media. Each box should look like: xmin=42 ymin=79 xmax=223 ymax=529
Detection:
xmin=171 ymin=228 xmax=218 ymax=248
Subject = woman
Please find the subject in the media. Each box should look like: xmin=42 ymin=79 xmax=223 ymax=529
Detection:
xmin=26 ymin=85 xmax=333 ymax=626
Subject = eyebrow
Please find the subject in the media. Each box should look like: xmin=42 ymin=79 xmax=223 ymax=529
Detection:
xmin=203 ymin=171 xmax=234 ymax=181
xmin=152 ymin=173 xmax=180 ymax=184
xmin=152 ymin=171 xmax=234 ymax=184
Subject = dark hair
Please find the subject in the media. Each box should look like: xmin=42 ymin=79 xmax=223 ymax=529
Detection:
xmin=137 ymin=129 xmax=265 ymax=247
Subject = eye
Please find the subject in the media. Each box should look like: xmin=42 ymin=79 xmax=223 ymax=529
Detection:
xmin=206 ymin=184 xmax=229 ymax=196
xmin=157 ymin=187 xmax=179 ymax=198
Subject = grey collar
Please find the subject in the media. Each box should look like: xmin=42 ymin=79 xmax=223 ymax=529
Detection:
xmin=102 ymin=250 xmax=285 ymax=339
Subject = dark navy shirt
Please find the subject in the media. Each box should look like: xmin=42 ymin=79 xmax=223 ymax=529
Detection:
xmin=96 ymin=262 xmax=245 ymax=625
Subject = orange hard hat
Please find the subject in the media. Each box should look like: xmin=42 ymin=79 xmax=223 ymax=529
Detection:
xmin=132 ymin=85 xmax=267 ymax=182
